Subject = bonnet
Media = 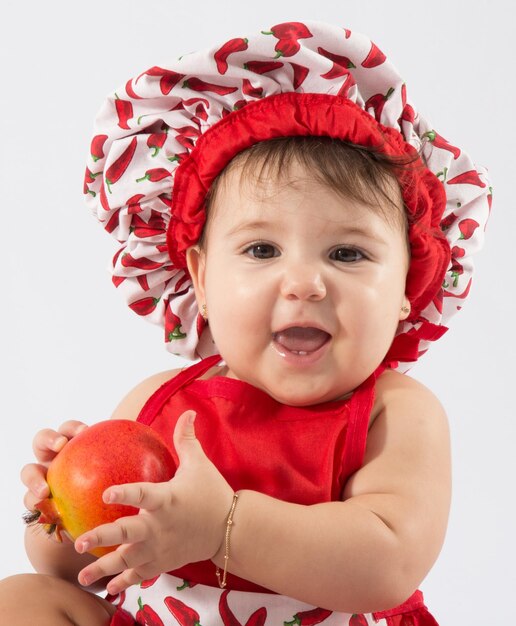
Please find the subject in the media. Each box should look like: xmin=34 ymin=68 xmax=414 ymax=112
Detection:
xmin=83 ymin=21 xmax=491 ymax=371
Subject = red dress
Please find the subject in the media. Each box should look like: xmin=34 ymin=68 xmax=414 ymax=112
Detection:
xmin=110 ymin=355 xmax=439 ymax=625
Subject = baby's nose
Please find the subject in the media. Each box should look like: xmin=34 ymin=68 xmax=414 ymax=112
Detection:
xmin=280 ymin=265 xmax=327 ymax=301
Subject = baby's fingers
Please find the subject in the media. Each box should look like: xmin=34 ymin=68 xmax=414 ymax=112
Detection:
xmin=32 ymin=429 xmax=69 ymax=464
xmin=77 ymin=548 xmax=124 ymax=587
xmin=103 ymin=481 xmax=168 ymax=512
xmin=32 ymin=422 xmax=88 ymax=464
xmin=78 ymin=542 xmax=154 ymax=592
xmin=56 ymin=420 xmax=89 ymax=439
xmin=20 ymin=463 xmax=50 ymax=508
xmin=75 ymin=516 xmax=148 ymax=555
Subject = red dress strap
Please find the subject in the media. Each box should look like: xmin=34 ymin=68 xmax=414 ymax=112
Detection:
xmin=137 ymin=354 xmax=222 ymax=425
xmin=340 ymin=364 xmax=386 ymax=481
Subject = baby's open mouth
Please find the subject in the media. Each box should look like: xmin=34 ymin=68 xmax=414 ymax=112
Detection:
xmin=272 ymin=327 xmax=331 ymax=355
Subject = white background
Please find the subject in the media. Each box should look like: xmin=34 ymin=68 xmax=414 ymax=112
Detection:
xmin=1 ymin=1 xmax=514 ymax=624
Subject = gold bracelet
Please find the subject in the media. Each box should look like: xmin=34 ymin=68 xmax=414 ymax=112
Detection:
xmin=215 ymin=492 xmax=239 ymax=589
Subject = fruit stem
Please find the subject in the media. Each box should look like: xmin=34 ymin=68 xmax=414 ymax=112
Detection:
xmin=22 ymin=509 xmax=42 ymax=525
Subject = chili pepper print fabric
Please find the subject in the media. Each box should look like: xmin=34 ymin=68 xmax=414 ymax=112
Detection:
xmin=108 ymin=573 xmax=437 ymax=625
xmin=85 ymin=20 xmax=492 ymax=370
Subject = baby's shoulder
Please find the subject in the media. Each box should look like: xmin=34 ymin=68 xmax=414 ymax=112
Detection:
xmin=110 ymin=367 xmax=184 ymax=421
xmin=369 ymin=368 xmax=445 ymax=429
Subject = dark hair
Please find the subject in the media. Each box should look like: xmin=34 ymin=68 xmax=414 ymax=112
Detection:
xmin=201 ymin=135 xmax=420 ymax=248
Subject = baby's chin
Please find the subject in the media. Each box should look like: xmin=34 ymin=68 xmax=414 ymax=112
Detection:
xmin=220 ymin=357 xmax=361 ymax=405
xmin=269 ymin=388 xmax=353 ymax=407
xmin=250 ymin=375 xmax=355 ymax=407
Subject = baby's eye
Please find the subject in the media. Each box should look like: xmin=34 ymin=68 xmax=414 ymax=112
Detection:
xmin=244 ymin=243 xmax=279 ymax=259
xmin=330 ymin=247 xmax=365 ymax=263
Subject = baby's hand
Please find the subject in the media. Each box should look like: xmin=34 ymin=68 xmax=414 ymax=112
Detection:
xmin=21 ymin=420 xmax=88 ymax=514
xmin=75 ymin=411 xmax=233 ymax=594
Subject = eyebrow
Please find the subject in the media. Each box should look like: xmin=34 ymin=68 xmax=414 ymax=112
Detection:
xmin=226 ymin=220 xmax=272 ymax=237
xmin=331 ymin=224 xmax=390 ymax=245
xmin=227 ymin=219 xmax=390 ymax=245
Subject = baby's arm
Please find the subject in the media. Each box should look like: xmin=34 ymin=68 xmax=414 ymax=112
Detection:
xmin=213 ymin=371 xmax=451 ymax=613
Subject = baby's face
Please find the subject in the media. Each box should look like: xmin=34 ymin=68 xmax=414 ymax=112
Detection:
xmin=187 ymin=160 xmax=411 ymax=405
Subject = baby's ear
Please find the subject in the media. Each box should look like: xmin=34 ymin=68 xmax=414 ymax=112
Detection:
xmin=186 ymin=245 xmax=207 ymax=305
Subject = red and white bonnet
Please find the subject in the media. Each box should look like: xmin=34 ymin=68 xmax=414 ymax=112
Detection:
xmin=84 ymin=21 xmax=492 ymax=371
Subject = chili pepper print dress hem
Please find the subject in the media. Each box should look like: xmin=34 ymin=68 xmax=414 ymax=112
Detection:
xmin=108 ymin=355 xmax=440 ymax=626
